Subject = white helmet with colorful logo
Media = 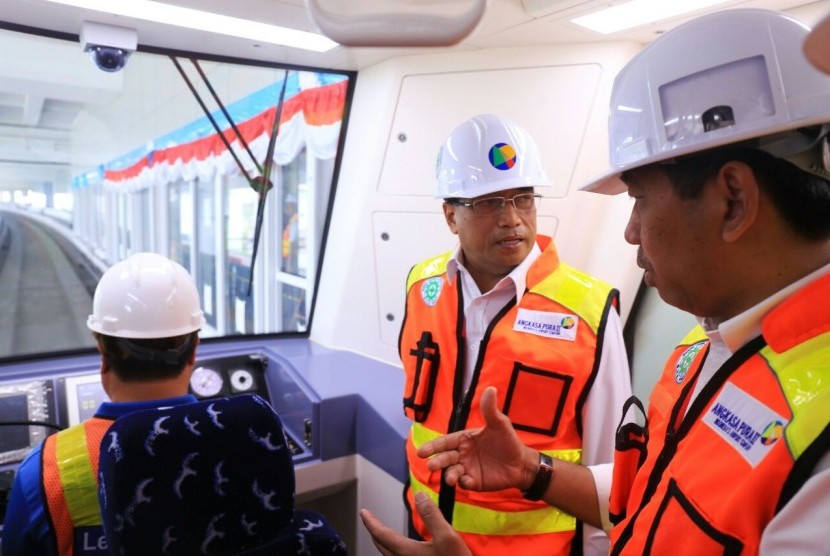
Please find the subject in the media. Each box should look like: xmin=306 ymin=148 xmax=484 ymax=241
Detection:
xmin=435 ymin=114 xmax=552 ymax=199
xmin=583 ymin=9 xmax=830 ymax=194
xmin=87 ymin=252 xmax=204 ymax=339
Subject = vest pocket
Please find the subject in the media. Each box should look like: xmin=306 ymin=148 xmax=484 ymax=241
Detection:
xmin=503 ymin=361 xmax=572 ymax=435
xmin=403 ymin=331 xmax=440 ymax=422
xmin=644 ymin=478 xmax=743 ymax=555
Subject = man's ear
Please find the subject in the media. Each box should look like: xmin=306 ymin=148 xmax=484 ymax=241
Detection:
xmin=99 ymin=352 xmax=111 ymax=377
xmin=717 ymin=161 xmax=759 ymax=243
xmin=94 ymin=338 xmax=109 ymax=375
xmin=443 ymin=202 xmax=459 ymax=235
xmin=188 ymin=336 xmax=200 ymax=365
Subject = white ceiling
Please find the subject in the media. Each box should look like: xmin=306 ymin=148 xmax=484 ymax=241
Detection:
xmin=2 ymin=0 xmax=828 ymax=70
xmin=0 ymin=0 xmax=829 ymax=191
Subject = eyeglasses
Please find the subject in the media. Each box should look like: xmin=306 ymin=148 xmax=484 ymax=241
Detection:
xmin=450 ymin=193 xmax=541 ymax=216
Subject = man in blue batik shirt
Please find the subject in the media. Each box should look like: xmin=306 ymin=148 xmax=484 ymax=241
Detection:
xmin=3 ymin=253 xmax=203 ymax=555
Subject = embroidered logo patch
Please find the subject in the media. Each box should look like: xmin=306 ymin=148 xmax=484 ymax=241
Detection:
xmin=702 ymin=382 xmax=788 ymax=467
xmin=675 ymin=342 xmax=705 ymax=383
xmin=513 ymin=308 xmax=578 ymax=341
xmin=420 ymin=277 xmax=443 ymax=307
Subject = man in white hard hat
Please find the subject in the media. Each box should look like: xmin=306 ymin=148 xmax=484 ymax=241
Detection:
xmin=3 ymin=253 xmax=204 ymax=556
xmin=362 ymin=9 xmax=830 ymax=555
xmin=396 ymin=114 xmax=631 ymax=555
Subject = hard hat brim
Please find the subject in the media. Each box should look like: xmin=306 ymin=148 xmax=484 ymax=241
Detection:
xmin=805 ymin=14 xmax=830 ymax=75
xmin=436 ymin=178 xmax=553 ymax=199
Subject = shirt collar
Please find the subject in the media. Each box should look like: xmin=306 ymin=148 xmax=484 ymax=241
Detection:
xmin=447 ymin=241 xmax=542 ymax=302
xmin=96 ymin=394 xmax=199 ymax=419
xmin=699 ymin=262 xmax=830 ymax=354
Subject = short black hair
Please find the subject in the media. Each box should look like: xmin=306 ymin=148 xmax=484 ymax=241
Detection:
xmin=659 ymin=147 xmax=830 ymax=240
xmin=93 ymin=331 xmax=198 ymax=382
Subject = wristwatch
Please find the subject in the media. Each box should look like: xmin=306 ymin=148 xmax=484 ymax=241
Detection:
xmin=521 ymin=452 xmax=554 ymax=501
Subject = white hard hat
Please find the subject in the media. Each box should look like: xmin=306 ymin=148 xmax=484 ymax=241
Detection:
xmin=583 ymin=9 xmax=830 ymax=194
xmin=88 ymin=252 xmax=204 ymax=338
xmin=435 ymin=114 xmax=552 ymax=199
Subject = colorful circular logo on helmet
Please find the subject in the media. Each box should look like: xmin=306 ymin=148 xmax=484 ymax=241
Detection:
xmin=421 ymin=277 xmax=443 ymax=307
xmin=489 ymin=143 xmax=517 ymax=170
xmin=675 ymin=341 xmax=705 ymax=383
xmin=560 ymin=316 xmax=576 ymax=329
xmin=760 ymin=420 xmax=785 ymax=446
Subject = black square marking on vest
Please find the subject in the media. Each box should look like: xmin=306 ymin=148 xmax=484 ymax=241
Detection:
xmin=504 ymin=363 xmax=571 ymax=436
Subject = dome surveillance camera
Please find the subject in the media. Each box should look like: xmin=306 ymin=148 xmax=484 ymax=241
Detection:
xmin=88 ymin=45 xmax=131 ymax=73
xmin=80 ymin=21 xmax=137 ymax=73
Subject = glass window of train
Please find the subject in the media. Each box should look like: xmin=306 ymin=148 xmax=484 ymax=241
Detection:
xmin=135 ymin=189 xmax=151 ymax=252
xmin=280 ymin=150 xmax=306 ymax=278
xmin=226 ymin=174 xmax=258 ymax=334
xmin=196 ymin=178 xmax=217 ymax=329
xmin=169 ymin=179 xmax=194 ymax=273
xmin=0 ymin=25 xmax=354 ymax=360
xmin=623 ymin=278 xmax=698 ymax=407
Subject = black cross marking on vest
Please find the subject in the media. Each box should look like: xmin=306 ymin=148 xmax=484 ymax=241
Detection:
xmin=410 ymin=331 xmax=440 ymax=366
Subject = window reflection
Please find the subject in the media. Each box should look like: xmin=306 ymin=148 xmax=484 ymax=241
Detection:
xmin=168 ymin=180 xmax=193 ymax=273
xmin=281 ymin=149 xmax=306 ymax=278
xmin=135 ymin=189 xmax=151 ymax=252
xmin=226 ymin=176 xmax=258 ymax=334
xmin=196 ymin=178 xmax=217 ymax=328
xmin=281 ymin=283 xmax=307 ymax=332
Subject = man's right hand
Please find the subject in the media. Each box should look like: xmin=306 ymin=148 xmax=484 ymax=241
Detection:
xmin=416 ymin=386 xmax=539 ymax=493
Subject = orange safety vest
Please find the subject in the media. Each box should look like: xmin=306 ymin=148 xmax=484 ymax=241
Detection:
xmin=42 ymin=416 xmax=114 ymax=556
xmin=400 ymin=235 xmax=619 ymax=555
xmin=609 ymin=272 xmax=830 ymax=555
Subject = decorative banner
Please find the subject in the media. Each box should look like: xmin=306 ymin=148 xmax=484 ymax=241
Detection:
xmin=91 ymin=72 xmax=348 ymax=190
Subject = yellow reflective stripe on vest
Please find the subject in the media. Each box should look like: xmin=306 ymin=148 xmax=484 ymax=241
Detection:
xmin=530 ymin=263 xmax=610 ymax=334
xmin=55 ymin=425 xmax=101 ymax=526
xmin=411 ymin=422 xmax=444 ymax=447
xmin=406 ymin=251 xmax=452 ymax=292
xmin=409 ymin=472 xmax=577 ymax=535
xmin=410 ymin=423 xmax=581 ymax=535
xmin=760 ymin=330 xmax=830 ymax=459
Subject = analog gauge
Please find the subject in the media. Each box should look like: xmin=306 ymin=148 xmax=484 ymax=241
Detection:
xmin=190 ymin=366 xmax=224 ymax=398
xmin=230 ymin=368 xmax=255 ymax=392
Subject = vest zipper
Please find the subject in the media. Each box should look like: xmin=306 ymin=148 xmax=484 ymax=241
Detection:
xmin=439 ymin=292 xmax=517 ymax=524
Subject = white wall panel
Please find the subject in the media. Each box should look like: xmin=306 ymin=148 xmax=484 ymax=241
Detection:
xmin=378 ymin=64 xmax=601 ymax=198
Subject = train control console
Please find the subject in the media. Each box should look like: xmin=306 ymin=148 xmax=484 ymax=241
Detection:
xmin=0 ymin=338 xmax=410 ymax=555
xmin=0 ymin=350 xmax=323 ymax=528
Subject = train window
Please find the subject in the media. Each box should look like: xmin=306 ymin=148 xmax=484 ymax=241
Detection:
xmin=169 ymin=179 xmax=194 ymax=273
xmin=196 ymin=177 xmax=217 ymax=328
xmin=0 ymin=25 xmax=354 ymax=360
xmin=226 ymin=174 xmax=258 ymax=334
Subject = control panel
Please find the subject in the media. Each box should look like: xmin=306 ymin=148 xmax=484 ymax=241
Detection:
xmin=0 ymin=379 xmax=57 ymax=465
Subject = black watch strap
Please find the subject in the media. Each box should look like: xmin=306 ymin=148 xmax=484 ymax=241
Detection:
xmin=522 ymin=452 xmax=554 ymax=501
